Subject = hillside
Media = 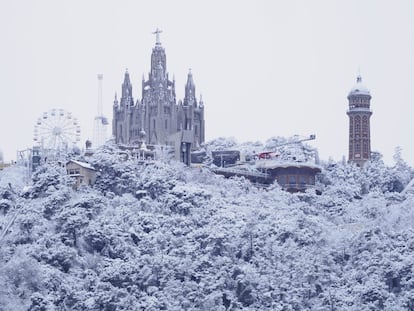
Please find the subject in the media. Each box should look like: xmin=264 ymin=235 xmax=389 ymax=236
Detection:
xmin=0 ymin=144 xmax=414 ymax=310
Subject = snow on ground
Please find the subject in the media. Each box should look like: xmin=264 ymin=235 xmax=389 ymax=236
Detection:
xmin=0 ymin=165 xmax=30 ymax=191
xmin=0 ymin=143 xmax=413 ymax=310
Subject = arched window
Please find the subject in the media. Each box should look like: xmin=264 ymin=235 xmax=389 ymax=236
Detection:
xmin=362 ymin=116 xmax=368 ymax=135
xmin=355 ymin=116 xmax=361 ymax=133
xmin=349 ymin=118 xmax=354 ymax=136
xmin=355 ymin=142 xmax=361 ymax=154
xmin=363 ymin=142 xmax=368 ymax=153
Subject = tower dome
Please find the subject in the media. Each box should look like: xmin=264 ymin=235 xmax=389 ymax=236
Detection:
xmin=348 ymin=75 xmax=370 ymax=97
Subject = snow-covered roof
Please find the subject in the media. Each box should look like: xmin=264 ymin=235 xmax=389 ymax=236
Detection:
xmin=67 ymin=160 xmax=96 ymax=171
xmin=348 ymin=75 xmax=370 ymax=96
xmin=255 ymin=160 xmax=322 ymax=172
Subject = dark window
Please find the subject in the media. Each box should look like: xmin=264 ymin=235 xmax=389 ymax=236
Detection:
xmin=288 ymin=175 xmax=296 ymax=185
xmin=68 ymin=168 xmax=80 ymax=175
xmin=363 ymin=142 xmax=368 ymax=153
xmin=356 ymin=142 xmax=361 ymax=153
xmin=355 ymin=120 xmax=361 ymax=132
xmin=299 ymin=175 xmax=307 ymax=185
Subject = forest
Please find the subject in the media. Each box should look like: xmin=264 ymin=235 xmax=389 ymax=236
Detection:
xmin=0 ymin=140 xmax=413 ymax=310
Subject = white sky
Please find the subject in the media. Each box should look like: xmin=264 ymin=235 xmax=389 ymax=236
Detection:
xmin=1 ymin=0 xmax=413 ymax=166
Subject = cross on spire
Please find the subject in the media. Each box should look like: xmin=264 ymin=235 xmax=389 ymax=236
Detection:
xmin=153 ymin=28 xmax=163 ymax=45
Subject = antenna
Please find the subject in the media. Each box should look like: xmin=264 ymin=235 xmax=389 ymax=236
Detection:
xmin=97 ymin=74 xmax=103 ymax=117
xmin=93 ymin=74 xmax=108 ymax=148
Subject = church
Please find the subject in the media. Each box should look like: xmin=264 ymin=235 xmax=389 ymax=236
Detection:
xmin=112 ymin=29 xmax=205 ymax=163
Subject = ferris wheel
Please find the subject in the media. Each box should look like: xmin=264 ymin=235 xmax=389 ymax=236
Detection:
xmin=33 ymin=109 xmax=81 ymax=151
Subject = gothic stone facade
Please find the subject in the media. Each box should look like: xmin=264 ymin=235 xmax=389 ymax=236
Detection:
xmin=112 ymin=34 xmax=205 ymax=149
xmin=347 ymin=75 xmax=372 ymax=167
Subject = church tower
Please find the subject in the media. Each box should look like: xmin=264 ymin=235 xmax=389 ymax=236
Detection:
xmin=183 ymin=69 xmax=205 ymax=147
xmin=142 ymin=28 xmax=177 ymax=145
xmin=347 ymin=75 xmax=372 ymax=167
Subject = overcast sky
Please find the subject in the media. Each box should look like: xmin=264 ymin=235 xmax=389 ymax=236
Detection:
xmin=1 ymin=0 xmax=413 ymax=166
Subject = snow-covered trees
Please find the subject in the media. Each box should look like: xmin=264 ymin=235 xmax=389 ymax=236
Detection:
xmin=0 ymin=146 xmax=413 ymax=310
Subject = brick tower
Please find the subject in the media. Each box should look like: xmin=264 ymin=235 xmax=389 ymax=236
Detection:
xmin=347 ymin=75 xmax=372 ymax=167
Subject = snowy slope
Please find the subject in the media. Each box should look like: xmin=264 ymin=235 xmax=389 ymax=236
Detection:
xmin=0 ymin=144 xmax=413 ymax=310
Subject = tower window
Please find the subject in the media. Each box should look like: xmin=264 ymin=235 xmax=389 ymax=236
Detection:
xmin=355 ymin=120 xmax=361 ymax=132
xmin=165 ymin=119 xmax=168 ymax=129
xmin=363 ymin=142 xmax=368 ymax=153
xmin=356 ymin=142 xmax=361 ymax=153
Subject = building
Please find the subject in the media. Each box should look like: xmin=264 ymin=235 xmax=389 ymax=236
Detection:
xmin=112 ymin=29 xmax=205 ymax=162
xmin=0 ymin=163 xmax=11 ymax=171
xmin=347 ymin=75 xmax=372 ymax=167
xmin=268 ymin=163 xmax=321 ymax=193
xmin=0 ymin=150 xmax=9 ymax=171
xmin=66 ymin=160 xmax=97 ymax=188
xmin=211 ymin=150 xmax=240 ymax=167
xmin=256 ymin=160 xmax=321 ymax=193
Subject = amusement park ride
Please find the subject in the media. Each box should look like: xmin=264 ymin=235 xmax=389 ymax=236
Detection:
xmin=257 ymin=134 xmax=315 ymax=160
xmin=33 ymin=108 xmax=81 ymax=151
xmin=16 ymin=109 xmax=82 ymax=174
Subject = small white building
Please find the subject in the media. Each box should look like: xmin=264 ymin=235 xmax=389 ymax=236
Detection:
xmin=66 ymin=160 xmax=97 ymax=188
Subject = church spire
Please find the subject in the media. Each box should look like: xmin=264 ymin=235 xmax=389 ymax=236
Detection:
xmin=199 ymin=93 xmax=204 ymax=107
xmin=121 ymin=69 xmax=133 ymax=104
xmin=186 ymin=68 xmax=194 ymax=88
xmin=113 ymin=92 xmax=118 ymax=106
xmin=123 ymin=68 xmax=130 ymax=83
xmin=122 ymin=69 xmax=132 ymax=93
xmin=150 ymin=29 xmax=167 ymax=83
xmin=184 ymin=69 xmax=196 ymax=106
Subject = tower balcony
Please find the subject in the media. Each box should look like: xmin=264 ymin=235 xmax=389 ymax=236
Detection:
xmin=347 ymin=107 xmax=372 ymax=114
